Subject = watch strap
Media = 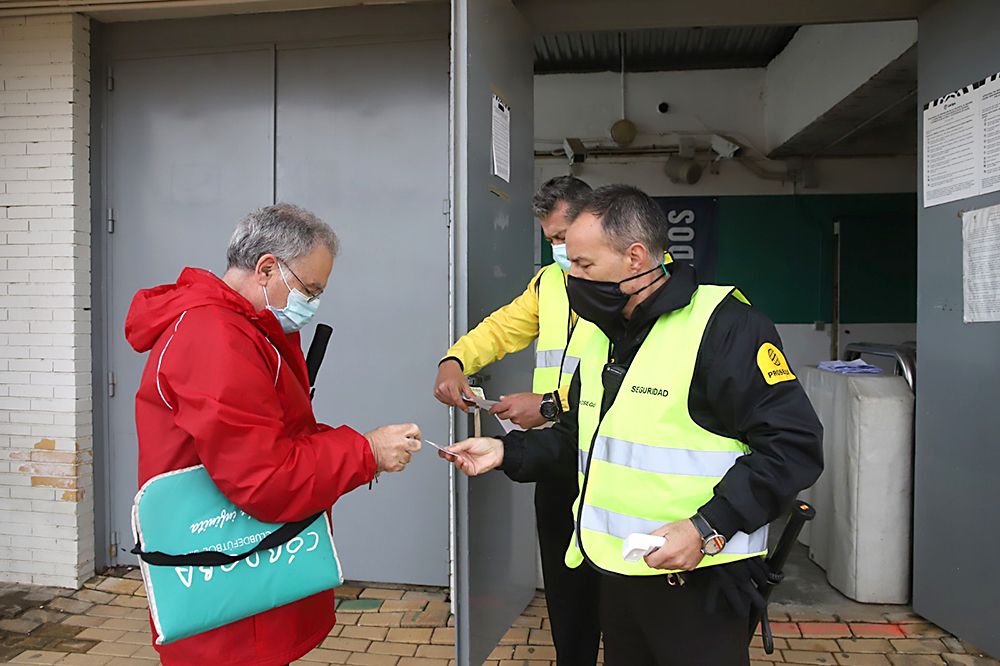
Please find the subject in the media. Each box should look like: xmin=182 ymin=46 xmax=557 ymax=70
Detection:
xmin=691 ymin=512 xmax=714 ymax=540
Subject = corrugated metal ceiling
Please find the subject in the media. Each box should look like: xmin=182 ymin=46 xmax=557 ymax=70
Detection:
xmin=534 ymin=25 xmax=799 ymax=74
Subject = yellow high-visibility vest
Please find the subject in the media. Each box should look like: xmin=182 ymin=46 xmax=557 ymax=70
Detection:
xmin=565 ymin=284 xmax=768 ymax=575
xmin=532 ymin=262 xmax=582 ymax=395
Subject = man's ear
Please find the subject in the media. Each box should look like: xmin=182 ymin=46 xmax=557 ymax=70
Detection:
xmin=625 ymin=242 xmax=649 ymax=273
xmin=254 ymin=254 xmax=278 ymax=286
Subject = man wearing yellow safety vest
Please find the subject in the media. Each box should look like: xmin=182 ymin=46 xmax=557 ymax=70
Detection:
xmin=440 ymin=185 xmax=824 ymax=665
xmin=433 ymin=176 xmax=601 ymax=666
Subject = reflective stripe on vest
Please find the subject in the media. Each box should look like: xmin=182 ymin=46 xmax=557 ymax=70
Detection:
xmin=566 ymin=284 xmax=767 ymax=576
xmin=579 ymin=504 xmax=768 ymax=556
xmin=591 ymin=435 xmax=746 ymax=478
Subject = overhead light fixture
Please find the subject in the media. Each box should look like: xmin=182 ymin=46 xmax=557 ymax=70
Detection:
xmin=609 ymin=119 xmax=637 ymax=147
xmin=664 ymin=156 xmax=703 ymax=185
xmin=563 ymin=138 xmax=587 ymax=165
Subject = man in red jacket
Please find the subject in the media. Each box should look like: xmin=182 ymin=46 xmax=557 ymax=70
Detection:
xmin=126 ymin=203 xmax=421 ymax=666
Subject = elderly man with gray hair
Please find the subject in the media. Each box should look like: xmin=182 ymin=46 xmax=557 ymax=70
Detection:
xmin=125 ymin=203 xmax=421 ymax=666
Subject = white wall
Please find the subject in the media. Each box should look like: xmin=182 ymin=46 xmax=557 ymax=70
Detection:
xmin=765 ymin=21 xmax=918 ymax=151
xmin=0 ymin=13 xmax=94 ymax=588
xmin=534 ymin=69 xmax=918 ymax=371
xmin=534 ymin=69 xmax=917 ymax=195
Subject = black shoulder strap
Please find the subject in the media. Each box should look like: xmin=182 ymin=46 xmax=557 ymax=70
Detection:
xmin=130 ymin=511 xmax=323 ymax=567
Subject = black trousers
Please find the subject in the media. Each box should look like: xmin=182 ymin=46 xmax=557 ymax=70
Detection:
xmin=599 ymin=571 xmax=751 ymax=666
xmin=535 ymin=477 xmax=602 ymax=666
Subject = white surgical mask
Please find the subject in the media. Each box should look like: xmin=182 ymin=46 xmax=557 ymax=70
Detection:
xmin=552 ymin=243 xmax=571 ymax=272
xmin=263 ymin=263 xmax=320 ymax=333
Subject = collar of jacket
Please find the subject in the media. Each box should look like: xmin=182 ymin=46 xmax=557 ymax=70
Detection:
xmin=604 ymin=261 xmax=699 ymax=353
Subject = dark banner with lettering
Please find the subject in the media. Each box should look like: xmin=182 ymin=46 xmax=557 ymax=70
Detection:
xmin=654 ymin=196 xmax=719 ymax=282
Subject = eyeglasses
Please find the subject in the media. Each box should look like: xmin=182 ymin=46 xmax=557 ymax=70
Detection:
xmin=280 ymin=262 xmax=323 ymax=303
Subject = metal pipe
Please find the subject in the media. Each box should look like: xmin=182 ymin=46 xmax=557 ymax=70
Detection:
xmin=844 ymin=342 xmax=917 ymax=392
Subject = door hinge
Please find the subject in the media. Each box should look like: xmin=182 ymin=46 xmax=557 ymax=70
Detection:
xmin=107 ymin=371 xmax=116 ymax=398
xmin=106 ymin=208 xmax=115 ymax=234
xmin=106 ymin=67 xmax=114 ymax=92
xmin=441 ymin=198 xmax=450 ymax=215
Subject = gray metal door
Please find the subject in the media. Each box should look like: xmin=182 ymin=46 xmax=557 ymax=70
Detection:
xmin=451 ymin=0 xmax=538 ymax=663
xmin=275 ymin=39 xmax=451 ymax=585
xmin=914 ymin=0 xmax=1000 ymax=656
xmin=104 ymin=50 xmax=275 ymax=565
xmin=103 ymin=34 xmax=451 ymax=586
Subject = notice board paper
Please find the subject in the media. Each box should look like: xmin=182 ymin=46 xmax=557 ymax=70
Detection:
xmin=924 ymin=71 xmax=1000 ymax=207
xmin=962 ymin=204 xmax=1000 ymax=323
xmin=491 ymin=94 xmax=511 ymax=183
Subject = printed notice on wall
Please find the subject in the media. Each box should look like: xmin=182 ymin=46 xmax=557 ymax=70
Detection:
xmin=924 ymin=71 xmax=1000 ymax=207
xmin=491 ymin=94 xmax=511 ymax=183
xmin=962 ymin=204 xmax=1000 ymax=323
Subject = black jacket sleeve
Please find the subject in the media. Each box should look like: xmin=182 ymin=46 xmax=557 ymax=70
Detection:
xmin=498 ymin=369 xmax=580 ymax=483
xmin=693 ymin=299 xmax=824 ymax=540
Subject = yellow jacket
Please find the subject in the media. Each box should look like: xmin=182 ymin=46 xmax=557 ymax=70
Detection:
xmin=443 ymin=267 xmax=576 ymax=409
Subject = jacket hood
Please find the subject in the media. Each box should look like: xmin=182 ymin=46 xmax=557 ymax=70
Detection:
xmin=125 ymin=267 xmax=281 ymax=353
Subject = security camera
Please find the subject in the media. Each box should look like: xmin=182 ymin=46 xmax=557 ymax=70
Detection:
xmin=710 ymin=135 xmax=742 ymax=159
xmin=563 ymin=138 xmax=587 ymax=165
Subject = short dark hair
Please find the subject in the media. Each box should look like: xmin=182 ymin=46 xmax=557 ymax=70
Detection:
xmin=532 ymin=176 xmax=592 ymax=220
xmin=574 ymin=185 xmax=668 ymax=257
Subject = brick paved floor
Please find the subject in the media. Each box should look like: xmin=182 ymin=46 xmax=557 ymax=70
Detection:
xmin=0 ymin=569 xmax=996 ymax=665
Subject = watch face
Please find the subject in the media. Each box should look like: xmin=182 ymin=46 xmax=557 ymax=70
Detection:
xmin=540 ymin=401 xmax=557 ymax=419
xmin=703 ymin=535 xmax=726 ymax=556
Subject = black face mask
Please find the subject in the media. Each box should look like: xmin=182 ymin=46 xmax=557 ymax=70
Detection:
xmin=566 ymin=263 xmax=667 ymax=335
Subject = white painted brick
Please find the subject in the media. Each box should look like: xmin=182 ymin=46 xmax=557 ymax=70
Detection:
xmin=0 ymin=142 xmax=27 ymax=155
xmin=2 ymin=154 xmax=49 ymax=168
xmin=0 ymin=246 xmax=29 ymax=258
xmin=5 ymin=204 xmax=52 ymax=218
xmin=30 ymin=424 xmax=79 ymax=438
xmin=4 ymin=128 xmax=51 ymax=142
xmin=0 ymin=220 xmax=29 ymax=232
xmin=7 ymin=257 xmax=52 ymax=270
xmin=0 ymin=475 xmax=30 ymax=489
xmin=11 ymin=385 xmax=53 ymax=399
xmin=0 ymin=372 xmax=31 ymax=383
xmin=0 ymin=117 xmax=30 ymax=130
xmin=26 ymin=166 xmax=71 ymax=180
xmin=10 ymin=486 xmax=56 ymax=501
xmin=10 ymin=411 xmax=54 ymax=425
xmin=0 ymin=90 xmax=28 ymax=103
xmin=6 ymin=180 xmax=52 ymax=193
xmin=0 ymin=498 xmax=33 ymax=512
xmin=1 ymin=12 xmax=92 ymax=589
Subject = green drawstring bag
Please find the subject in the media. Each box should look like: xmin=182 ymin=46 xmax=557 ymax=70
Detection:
xmin=130 ymin=465 xmax=344 ymax=644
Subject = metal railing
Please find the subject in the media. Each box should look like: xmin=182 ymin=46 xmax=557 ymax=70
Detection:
xmin=843 ymin=342 xmax=917 ymax=392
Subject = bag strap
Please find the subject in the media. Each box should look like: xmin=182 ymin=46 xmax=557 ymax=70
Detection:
xmin=130 ymin=511 xmax=323 ymax=567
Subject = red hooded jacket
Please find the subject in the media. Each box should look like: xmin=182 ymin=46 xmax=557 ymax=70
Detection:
xmin=125 ymin=268 xmax=375 ymax=666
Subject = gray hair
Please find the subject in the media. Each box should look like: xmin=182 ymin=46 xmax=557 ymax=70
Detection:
xmin=226 ymin=203 xmax=339 ymax=270
xmin=572 ymin=185 xmax=668 ymax=258
xmin=532 ymin=175 xmax=593 ymax=220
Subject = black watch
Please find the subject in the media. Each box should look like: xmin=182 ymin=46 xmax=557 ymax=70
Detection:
xmin=691 ymin=512 xmax=727 ymax=556
xmin=539 ymin=392 xmax=561 ymax=421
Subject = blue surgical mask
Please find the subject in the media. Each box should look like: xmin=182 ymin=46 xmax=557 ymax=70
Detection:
xmin=263 ymin=263 xmax=320 ymax=333
xmin=552 ymin=243 xmax=571 ymax=272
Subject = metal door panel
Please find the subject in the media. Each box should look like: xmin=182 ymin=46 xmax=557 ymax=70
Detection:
xmin=105 ymin=50 xmax=275 ymax=564
xmin=451 ymin=0 xmax=538 ymax=662
xmin=275 ymin=40 xmax=451 ymax=585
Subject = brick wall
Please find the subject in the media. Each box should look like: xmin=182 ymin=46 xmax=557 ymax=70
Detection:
xmin=0 ymin=13 xmax=94 ymax=588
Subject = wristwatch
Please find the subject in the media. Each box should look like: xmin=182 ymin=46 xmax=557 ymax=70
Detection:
xmin=691 ymin=512 xmax=727 ymax=556
xmin=539 ymin=392 xmax=562 ymax=421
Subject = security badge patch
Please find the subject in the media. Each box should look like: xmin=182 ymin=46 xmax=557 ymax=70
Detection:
xmin=757 ymin=342 xmax=796 ymax=385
